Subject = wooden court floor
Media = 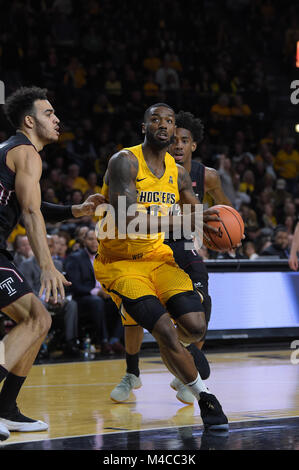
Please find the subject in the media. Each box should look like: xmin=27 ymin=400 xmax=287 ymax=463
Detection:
xmin=0 ymin=347 xmax=299 ymax=448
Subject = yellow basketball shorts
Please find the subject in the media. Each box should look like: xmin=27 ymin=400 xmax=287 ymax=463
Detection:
xmin=93 ymin=246 xmax=195 ymax=327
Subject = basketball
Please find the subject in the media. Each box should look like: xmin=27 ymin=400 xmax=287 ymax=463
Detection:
xmin=203 ymin=205 xmax=244 ymax=251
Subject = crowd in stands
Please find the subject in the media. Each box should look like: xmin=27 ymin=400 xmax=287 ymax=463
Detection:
xmin=0 ymin=0 xmax=299 ymax=354
xmin=2 ymin=228 xmax=126 ymax=359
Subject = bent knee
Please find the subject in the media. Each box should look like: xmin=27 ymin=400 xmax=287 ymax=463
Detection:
xmin=177 ymin=312 xmax=207 ymax=342
xmin=184 ymin=327 xmax=206 ymax=343
xmin=189 ymin=323 xmax=207 ymax=341
xmin=28 ymin=299 xmax=52 ymax=335
xmin=4 ymin=293 xmax=52 ymax=336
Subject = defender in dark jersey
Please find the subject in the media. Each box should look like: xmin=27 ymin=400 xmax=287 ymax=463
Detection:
xmin=169 ymin=110 xmax=232 ymax=336
xmin=0 ymin=87 xmax=104 ymax=441
xmin=110 ymin=110 xmax=231 ymax=405
xmin=165 ymin=111 xmax=232 ymax=403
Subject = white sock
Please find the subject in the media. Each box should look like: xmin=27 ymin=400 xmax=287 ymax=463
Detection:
xmin=186 ymin=373 xmax=211 ymax=400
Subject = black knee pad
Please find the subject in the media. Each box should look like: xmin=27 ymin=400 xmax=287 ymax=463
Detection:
xmin=193 ymin=280 xmax=212 ymax=327
xmin=202 ymin=294 xmax=212 ymax=326
xmin=166 ymin=291 xmax=204 ymax=321
xmin=122 ymin=295 xmax=166 ymax=333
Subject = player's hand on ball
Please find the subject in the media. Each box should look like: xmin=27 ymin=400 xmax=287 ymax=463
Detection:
xmin=202 ymin=208 xmax=221 ymax=243
xmin=231 ymin=234 xmax=246 ymax=250
xmin=203 ymin=205 xmax=244 ymax=251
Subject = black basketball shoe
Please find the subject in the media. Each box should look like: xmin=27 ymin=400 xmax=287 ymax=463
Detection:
xmin=198 ymin=392 xmax=229 ymax=431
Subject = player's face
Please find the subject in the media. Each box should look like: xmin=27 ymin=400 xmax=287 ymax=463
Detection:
xmin=78 ymin=226 xmax=89 ymax=241
xmin=47 ymin=237 xmax=56 ymax=256
xmin=143 ymin=106 xmax=175 ymax=149
xmin=170 ymin=128 xmax=196 ymax=165
xmin=32 ymin=100 xmax=60 ymax=143
xmin=84 ymin=231 xmax=99 ymax=255
xmin=18 ymin=236 xmax=32 ymax=257
xmin=274 ymin=231 xmax=289 ymax=250
xmin=51 ymin=234 xmax=60 ymax=254
xmin=58 ymin=237 xmax=68 ymax=255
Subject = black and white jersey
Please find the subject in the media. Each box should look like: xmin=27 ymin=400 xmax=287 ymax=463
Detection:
xmin=0 ymin=133 xmax=35 ymax=250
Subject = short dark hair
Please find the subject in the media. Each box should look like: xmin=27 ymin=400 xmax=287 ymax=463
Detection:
xmin=175 ymin=110 xmax=204 ymax=144
xmin=143 ymin=103 xmax=175 ymax=122
xmin=3 ymin=86 xmax=48 ymax=129
xmin=273 ymin=225 xmax=287 ymax=237
xmin=84 ymin=228 xmax=96 ymax=239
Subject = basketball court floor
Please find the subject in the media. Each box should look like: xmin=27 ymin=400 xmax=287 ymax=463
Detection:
xmin=0 ymin=347 xmax=298 ymax=451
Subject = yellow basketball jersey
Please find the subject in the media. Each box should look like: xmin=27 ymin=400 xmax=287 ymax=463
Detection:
xmin=97 ymin=144 xmax=179 ymax=260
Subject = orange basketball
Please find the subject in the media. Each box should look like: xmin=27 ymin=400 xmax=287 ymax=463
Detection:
xmin=203 ymin=205 xmax=244 ymax=251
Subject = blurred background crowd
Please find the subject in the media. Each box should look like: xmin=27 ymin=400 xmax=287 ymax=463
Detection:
xmin=0 ymin=0 xmax=298 ymax=357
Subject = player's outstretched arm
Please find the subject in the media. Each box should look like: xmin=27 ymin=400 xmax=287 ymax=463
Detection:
xmin=13 ymin=146 xmax=71 ymax=302
xmin=289 ymin=222 xmax=299 ymax=271
xmin=41 ymin=193 xmax=106 ymax=222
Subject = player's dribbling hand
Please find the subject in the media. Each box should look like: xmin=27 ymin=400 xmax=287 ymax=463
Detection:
xmin=230 ymin=234 xmax=246 ymax=250
xmin=201 ymin=207 xmax=221 ymax=244
xmin=39 ymin=268 xmax=72 ymax=303
xmin=74 ymin=193 xmax=106 ymax=217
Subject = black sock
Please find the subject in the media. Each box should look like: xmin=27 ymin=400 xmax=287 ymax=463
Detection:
xmin=126 ymin=352 xmax=140 ymax=377
xmin=0 ymin=365 xmax=9 ymax=384
xmin=0 ymin=372 xmax=26 ymax=412
xmin=187 ymin=344 xmax=210 ymax=380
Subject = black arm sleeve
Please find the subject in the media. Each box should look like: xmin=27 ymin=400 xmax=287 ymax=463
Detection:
xmin=41 ymin=201 xmax=73 ymax=223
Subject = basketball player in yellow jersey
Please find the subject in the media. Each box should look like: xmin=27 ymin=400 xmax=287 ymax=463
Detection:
xmin=94 ymin=103 xmax=228 ymax=431
xmin=111 ymin=110 xmax=233 ymax=406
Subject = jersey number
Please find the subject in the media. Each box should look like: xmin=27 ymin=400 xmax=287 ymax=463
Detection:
xmin=0 ymin=181 xmax=13 ymax=206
